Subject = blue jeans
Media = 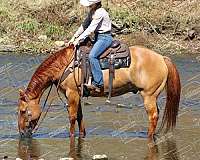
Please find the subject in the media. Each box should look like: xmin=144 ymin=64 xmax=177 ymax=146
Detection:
xmin=89 ymin=33 xmax=113 ymax=86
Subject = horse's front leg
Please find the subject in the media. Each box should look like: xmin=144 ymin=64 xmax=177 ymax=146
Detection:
xmin=67 ymin=90 xmax=80 ymax=137
xmin=77 ymin=100 xmax=86 ymax=137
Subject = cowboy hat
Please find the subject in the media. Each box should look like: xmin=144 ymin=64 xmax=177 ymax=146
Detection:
xmin=80 ymin=0 xmax=101 ymax=7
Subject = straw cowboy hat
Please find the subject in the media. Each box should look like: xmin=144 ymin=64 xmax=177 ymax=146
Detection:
xmin=80 ymin=0 xmax=101 ymax=6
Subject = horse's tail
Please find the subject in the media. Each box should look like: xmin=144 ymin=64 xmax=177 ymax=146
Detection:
xmin=159 ymin=57 xmax=181 ymax=133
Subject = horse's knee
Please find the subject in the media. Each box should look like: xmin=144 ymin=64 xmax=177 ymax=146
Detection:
xmin=152 ymin=112 xmax=159 ymax=121
xmin=69 ymin=115 xmax=77 ymax=124
xmin=149 ymin=110 xmax=158 ymax=125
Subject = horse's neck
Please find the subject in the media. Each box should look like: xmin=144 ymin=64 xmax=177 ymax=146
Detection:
xmin=25 ymin=46 xmax=74 ymax=101
xmin=25 ymin=81 xmax=52 ymax=102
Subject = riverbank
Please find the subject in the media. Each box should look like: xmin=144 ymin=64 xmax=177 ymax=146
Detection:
xmin=0 ymin=0 xmax=200 ymax=55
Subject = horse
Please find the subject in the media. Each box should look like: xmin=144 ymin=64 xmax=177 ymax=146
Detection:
xmin=18 ymin=44 xmax=181 ymax=140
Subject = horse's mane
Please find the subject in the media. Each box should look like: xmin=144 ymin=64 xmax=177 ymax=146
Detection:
xmin=25 ymin=45 xmax=74 ymax=99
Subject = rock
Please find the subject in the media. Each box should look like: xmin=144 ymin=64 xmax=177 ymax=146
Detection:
xmin=3 ymin=155 xmax=8 ymax=159
xmin=84 ymin=101 xmax=92 ymax=105
xmin=0 ymin=45 xmax=16 ymax=52
xmin=54 ymin=41 xmax=65 ymax=47
xmin=0 ymin=36 xmax=9 ymax=44
xmin=196 ymin=56 xmax=200 ymax=62
xmin=92 ymin=154 xmax=108 ymax=160
xmin=188 ymin=30 xmax=196 ymax=40
xmin=105 ymin=99 xmax=111 ymax=104
xmin=59 ymin=158 xmax=74 ymax=160
xmin=38 ymin=35 xmax=48 ymax=42
xmin=116 ymin=103 xmax=126 ymax=108
xmin=16 ymin=158 xmax=23 ymax=160
xmin=0 ymin=38 xmax=4 ymax=43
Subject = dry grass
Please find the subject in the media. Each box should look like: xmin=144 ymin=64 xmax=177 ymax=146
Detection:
xmin=107 ymin=0 xmax=200 ymax=54
xmin=0 ymin=0 xmax=199 ymax=54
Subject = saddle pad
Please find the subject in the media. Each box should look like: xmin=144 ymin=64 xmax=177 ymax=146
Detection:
xmin=79 ymin=42 xmax=131 ymax=70
xmin=100 ymin=55 xmax=131 ymax=70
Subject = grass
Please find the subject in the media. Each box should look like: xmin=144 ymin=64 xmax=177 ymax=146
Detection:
xmin=0 ymin=0 xmax=199 ymax=54
xmin=44 ymin=24 xmax=65 ymax=39
xmin=16 ymin=19 xmax=39 ymax=34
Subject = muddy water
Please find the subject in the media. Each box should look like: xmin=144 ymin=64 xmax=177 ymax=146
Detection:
xmin=0 ymin=53 xmax=200 ymax=160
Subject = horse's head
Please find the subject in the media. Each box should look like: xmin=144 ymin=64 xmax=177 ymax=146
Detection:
xmin=18 ymin=89 xmax=41 ymax=138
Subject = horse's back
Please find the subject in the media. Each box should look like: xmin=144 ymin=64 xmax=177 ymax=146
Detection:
xmin=129 ymin=46 xmax=164 ymax=62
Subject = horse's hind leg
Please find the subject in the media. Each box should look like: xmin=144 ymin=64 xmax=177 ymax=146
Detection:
xmin=143 ymin=95 xmax=159 ymax=140
xmin=77 ymin=100 xmax=86 ymax=137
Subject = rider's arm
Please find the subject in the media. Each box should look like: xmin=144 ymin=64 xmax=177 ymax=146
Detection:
xmin=76 ymin=9 xmax=104 ymax=41
xmin=73 ymin=12 xmax=92 ymax=38
xmin=74 ymin=25 xmax=84 ymax=38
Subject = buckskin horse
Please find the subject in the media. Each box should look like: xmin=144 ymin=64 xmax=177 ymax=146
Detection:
xmin=18 ymin=44 xmax=181 ymax=140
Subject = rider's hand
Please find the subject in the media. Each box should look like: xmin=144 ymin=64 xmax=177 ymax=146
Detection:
xmin=73 ymin=39 xmax=80 ymax=46
xmin=68 ymin=36 xmax=76 ymax=46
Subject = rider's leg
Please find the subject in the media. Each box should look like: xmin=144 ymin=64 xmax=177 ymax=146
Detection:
xmin=89 ymin=34 xmax=113 ymax=87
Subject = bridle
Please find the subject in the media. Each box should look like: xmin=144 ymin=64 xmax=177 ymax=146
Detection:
xmin=18 ymin=105 xmax=33 ymax=137
xmin=19 ymin=45 xmax=77 ymax=135
xmin=19 ymin=83 xmax=53 ymax=135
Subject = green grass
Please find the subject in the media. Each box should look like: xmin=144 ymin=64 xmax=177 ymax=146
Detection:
xmin=109 ymin=8 xmax=140 ymax=31
xmin=16 ymin=19 xmax=39 ymax=34
xmin=44 ymin=24 xmax=65 ymax=39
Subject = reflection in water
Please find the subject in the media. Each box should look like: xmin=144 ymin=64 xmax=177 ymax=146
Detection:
xmin=145 ymin=139 xmax=179 ymax=160
xmin=16 ymin=137 xmax=180 ymax=160
xmin=161 ymin=139 xmax=179 ymax=160
xmin=17 ymin=137 xmax=90 ymax=160
xmin=68 ymin=137 xmax=84 ymax=159
xmin=145 ymin=144 xmax=159 ymax=160
xmin=18 ymin=138 xmax=41 ymax=160
xmin=17 ymin=137 xmax=87 ymax=160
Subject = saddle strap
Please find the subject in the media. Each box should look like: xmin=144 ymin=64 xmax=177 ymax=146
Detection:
xmin=81 ymin=49 xmax=86 ymax=98
xmin=108 ymin=53 xmax=115 ymax=101
xmin=60 ymin=66 xmax=74 ymax=83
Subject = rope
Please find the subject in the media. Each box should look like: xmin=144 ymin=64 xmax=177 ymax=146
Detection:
xmin=32 ymin=83 xmax=53 ymax=133
xmin=55 ymin=47 xmax=77 ymax=111
xmin=32 ymin=46 xmax=77 ymax=134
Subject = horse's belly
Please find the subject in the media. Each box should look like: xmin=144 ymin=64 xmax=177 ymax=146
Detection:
xmin=103 ymin=68 xmax=138 ymax=96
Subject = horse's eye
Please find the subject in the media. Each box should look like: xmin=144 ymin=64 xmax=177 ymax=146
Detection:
xmin=20 ymin=96 xmax=27 ymax=102
xmin=20 ymin=110 xmax=26 ymax=114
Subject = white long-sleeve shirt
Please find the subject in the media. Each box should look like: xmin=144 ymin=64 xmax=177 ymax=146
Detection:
xmin=74 ymin=7 xmax=112 ymax=41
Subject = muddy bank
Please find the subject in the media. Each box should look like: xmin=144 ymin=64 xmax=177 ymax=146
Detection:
xmin=1 ymin=30 xmax=200 ymax=55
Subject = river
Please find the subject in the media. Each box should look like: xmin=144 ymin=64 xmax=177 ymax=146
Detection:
xmin=0 ymin=53 xmax=200 ymax=160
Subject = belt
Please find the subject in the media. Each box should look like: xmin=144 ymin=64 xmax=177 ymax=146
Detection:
xmin=96 ymin=31 xmax=111 ymax=35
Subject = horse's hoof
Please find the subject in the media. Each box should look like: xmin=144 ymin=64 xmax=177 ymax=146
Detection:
xmin=79 ymin=133 xmax=85 ymax=138
xmin=79 ymin=129 xmax=86 ymax=138
xmin=153 ymin=133 xmax=159 ymax=142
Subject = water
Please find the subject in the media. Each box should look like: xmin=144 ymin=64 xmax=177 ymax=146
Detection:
xmin=0 ymin=53 xmax=200 ymax=160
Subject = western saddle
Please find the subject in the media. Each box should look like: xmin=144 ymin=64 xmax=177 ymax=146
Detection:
xmin=61 ymin=38 xmax=131 ymax=100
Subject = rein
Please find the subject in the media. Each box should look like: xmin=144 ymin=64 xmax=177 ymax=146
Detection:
xmin=72 ymin=45 xmax=82 ymax=97
xmin=56 ymin=45 xmax=82 ymax=99
xmin=32 ymin=47 xmax=75 ymax=133
xmin=32 ymin=83 xmax=53 ymax=134
xmin=56 ymin=47 xmax=77 ymax=108
xmin=31 ymin=46 xmax=80 ymax=134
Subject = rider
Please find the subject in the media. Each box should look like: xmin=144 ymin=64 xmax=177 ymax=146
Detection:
xmin=69 ymin=0 xmax=113 ymax=91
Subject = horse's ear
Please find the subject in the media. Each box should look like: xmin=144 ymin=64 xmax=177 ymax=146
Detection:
xmin=19 ymin=89 xmax=29 ymax=102
xmin=68 ymin=44 xmax=75 ymax=49
xmin=19 ymin=89 xmax=25 ymax=97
